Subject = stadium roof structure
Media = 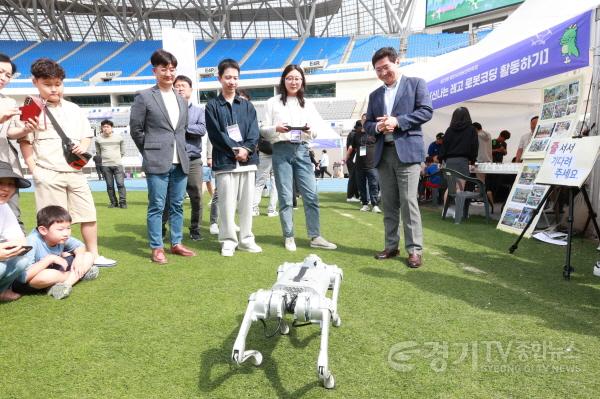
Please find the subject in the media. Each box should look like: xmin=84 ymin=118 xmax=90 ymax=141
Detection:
xmin=0 ymin=0 xmax=416 ymax=41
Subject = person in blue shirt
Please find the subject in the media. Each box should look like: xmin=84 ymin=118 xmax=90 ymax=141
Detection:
xmin=427 ymin=132 xmax=444 ymax=160
xmin=13 ymin=205 xmax=98 ymax=300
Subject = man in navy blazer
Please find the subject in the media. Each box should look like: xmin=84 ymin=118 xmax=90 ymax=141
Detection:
xmin=130 ymin=49 xmax=196 ymax=264
xmin=364 ymin=47 xmax=433 ymax=268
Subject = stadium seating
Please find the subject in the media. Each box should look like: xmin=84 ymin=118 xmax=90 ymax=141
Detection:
xmin=292 ymin=37 xmax=350 ymax=65
xmin=406 ymin=33 xmax=469 ymax=58
xmin=13 ymin=41 xmax=82 ymax=78
xmin=60 ymin=42 xmax=125 ymax=78
xmin=243 ymin=38 xmax=298 ymax=70
xmin=0 ymin=40 xmax=34 ymax=58
xmin=348 ymin=36 xmax=401 ymax=63
xmin=198 ymin=39 xmax=256 ymax=68
xmin=476 ymin=29 xmax=493 ymax=41
xmin=90 ymin=40 xmax=162 ymax=78
xmin=136 ymin=40 xmax=210 ymax=76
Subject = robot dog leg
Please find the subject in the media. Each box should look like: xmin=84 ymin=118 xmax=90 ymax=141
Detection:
xmin=231 ymin=289 xmax=288 ymax=366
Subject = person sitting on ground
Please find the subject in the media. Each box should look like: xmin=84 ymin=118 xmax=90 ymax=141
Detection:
xmin=13 ymin=205 xmax=98 ymax=300
xmin=0 ymin=161 xmax=32 ymax=302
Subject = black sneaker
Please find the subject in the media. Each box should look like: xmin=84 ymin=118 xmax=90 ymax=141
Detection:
xmin=119 ymin=203 xmax=128 ymax=209
xmin=189 ymin=230 xmax=202 ymax=241
xmin=108 ymin=203 xmax=118 ymax=208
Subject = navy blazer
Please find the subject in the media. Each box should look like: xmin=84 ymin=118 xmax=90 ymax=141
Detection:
xmin=129 ymin=85 xmax=189 ymax=174
xmin=364 ymin=76 xmax=433 ymax=166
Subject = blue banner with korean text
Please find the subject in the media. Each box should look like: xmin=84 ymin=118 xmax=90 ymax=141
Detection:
xmin=427 ymin=10 xmax=591 ymax=109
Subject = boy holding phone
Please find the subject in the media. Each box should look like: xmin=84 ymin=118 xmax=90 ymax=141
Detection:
xmin=12 ymin=58 xmax=116 ymax=268
xmin=13 ymin=205 xmax=98 ymax=300
xmin=0 ymin=161 xmax=32 ymax=302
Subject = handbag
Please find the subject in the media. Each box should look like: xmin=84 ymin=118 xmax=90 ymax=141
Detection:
xmin=44 ymin=107 xmax=91 ymax=170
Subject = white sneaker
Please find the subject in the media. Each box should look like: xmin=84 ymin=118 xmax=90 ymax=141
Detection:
xmin=210 ymin=223 xmax=219 ymax=235
xmin=267 ymin=210 xmax=279 ymax=217
xmin=372 ymin=205 xmax=382 ymax=213
xmin=347 ymin=197 xmax=360 ymax=203
xmin=594 ymin=261 xmax=600 ymax=277
xmin=360 ymin=205 xmax=370 ymax=212
xmin=239 ymin=241 xmax=262 ymax=253
xmin=252 ymin=207 xmax=260 ymax=217
xmin=94 ymin=255 xmax=117 ymax=267
xmin=221 ymin=248 xmax=234 ymax=257
xmin=285 ymin=237 xmax=297 ymax=251
xmin=310 ymin=236 xmax=337 ymax=250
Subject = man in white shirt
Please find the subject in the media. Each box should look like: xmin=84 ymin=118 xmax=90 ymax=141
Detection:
xmin=515 ymin=116 xmax=539 ymax=162
xmin=319 ymin=149 xmax=332 ymax=178
xmin=473 ymin=122 xmax=492 ymax=163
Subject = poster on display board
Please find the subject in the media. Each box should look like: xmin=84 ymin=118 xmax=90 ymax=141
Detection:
xmin=497 ymin=162 xmax=550 ymax=237
xmin=523 ymin=77 xmax=583 ymax=158
xmin=535 ymin=136 xmax=600 ymax=187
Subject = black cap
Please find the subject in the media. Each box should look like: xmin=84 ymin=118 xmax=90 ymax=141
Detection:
xmin=436 ymin=133 xmax=444 ymax=139
xmin=0 ymin=161 xmax=31 ymax=188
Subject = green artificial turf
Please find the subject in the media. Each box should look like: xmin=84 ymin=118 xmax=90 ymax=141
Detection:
xmin=1 ymin=191 xmax=599 ymax=398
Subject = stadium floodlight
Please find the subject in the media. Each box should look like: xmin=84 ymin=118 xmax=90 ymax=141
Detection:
xmin=89 ymin=71 xmax=122 ymax=83
xmin=300 ymin=59 xmax=328 ymax=73
xmin=198 ymin=67 xmax=217 ymax=77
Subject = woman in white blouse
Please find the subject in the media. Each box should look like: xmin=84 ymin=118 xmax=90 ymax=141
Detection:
xmin=260 ymin=65 xmax=336 ymax=251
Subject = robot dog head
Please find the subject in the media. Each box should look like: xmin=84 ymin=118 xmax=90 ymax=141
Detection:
xmin=303 ymin=254 xmax=322 ymax=268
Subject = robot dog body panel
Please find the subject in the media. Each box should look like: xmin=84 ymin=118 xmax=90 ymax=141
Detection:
xmin=231 ymin=254 xmax=342 ymax=389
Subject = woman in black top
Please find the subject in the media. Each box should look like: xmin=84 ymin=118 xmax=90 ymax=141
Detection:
xmin=439 ymin=106 xmax=479 ymax=177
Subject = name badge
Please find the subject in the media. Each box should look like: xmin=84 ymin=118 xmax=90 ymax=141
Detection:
xmin=359 ymin=145 xmax=367 ymax=156
xmin=227 ymin=123 xmax=243 ymax=142
xmin=290 ymin=130 xmax=302 ymax=143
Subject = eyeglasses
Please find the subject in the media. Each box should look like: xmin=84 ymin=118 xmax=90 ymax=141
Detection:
xmin=285 ymin=77 xmax=303 ymax=82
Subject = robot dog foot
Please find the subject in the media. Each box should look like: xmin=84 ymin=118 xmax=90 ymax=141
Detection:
xmin=232 ymin=349 xmax=263 ymax=366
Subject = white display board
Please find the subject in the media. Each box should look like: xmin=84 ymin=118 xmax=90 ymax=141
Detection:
xmin=162 ymin=28 xmax=198 ymax=93
xmin=535 ymin=136 xmax=600 ymax=187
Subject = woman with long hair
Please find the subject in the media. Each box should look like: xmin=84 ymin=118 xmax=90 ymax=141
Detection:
xmin=439 ymin=106 xmax=479 ymax=178
xmin=260 ymin=64 xmax=336 ymax=251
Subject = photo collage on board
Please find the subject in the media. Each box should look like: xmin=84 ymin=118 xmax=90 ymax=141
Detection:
xmin=499 ymin=163 xmax=549 ymax=231
xmin=528 ymin=80 xmax=580 ymax=157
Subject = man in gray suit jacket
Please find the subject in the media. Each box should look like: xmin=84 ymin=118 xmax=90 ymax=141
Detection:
xmin=130 ymin=49 xmax=196 ymax=264
xmin=364 ymin=47 xmax=433 ymax=268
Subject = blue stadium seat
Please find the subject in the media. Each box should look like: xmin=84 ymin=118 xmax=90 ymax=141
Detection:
xmin=198 ymin=39 xmax=256 ymax=67
xmin=14 ymin=41 xmax=82 ymax=78
xmin=243 ymin=39 xmax=298 ymax=70
xmin=406 ymin=33 xmax=469 ymax=58
xmin=61 ymin=42 xmax=125 ymax=78
xmin=476 ymin=29 xmax=493 ymax=41
xmin=348 ymin=36 xmax=401 ymax=63
xmin=92 ymin=40 xmax=162 ymax=77
xmin=292 ymin=37 xmax=350 ymax=65
xmin=0 ymin=40 xmax=34 ymax=58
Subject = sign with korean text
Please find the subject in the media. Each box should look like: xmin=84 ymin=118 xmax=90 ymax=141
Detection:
xmin=428 ymin=10 xmax=590 ymax=109
xmin=535 ymin=136 xmax=600 ymax=187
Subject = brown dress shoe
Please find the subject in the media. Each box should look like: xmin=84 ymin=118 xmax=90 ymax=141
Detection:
xmin=171 ymin=244 xmax=196 ymax=257
xmin=374 ymin=248 xmax=400 ymax=260
xmin=407 ymin=253 xmax=423 ymax=268
xmin=151 ymin=248 xmax=168 ymax=264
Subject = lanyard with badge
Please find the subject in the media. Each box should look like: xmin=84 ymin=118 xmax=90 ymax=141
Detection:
xmin=226 ymin=102 xmax=243 ymax=143
xmin=359 ymin=132 xmax=368 ymax=156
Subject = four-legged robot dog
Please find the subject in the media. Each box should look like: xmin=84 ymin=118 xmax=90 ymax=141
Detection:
xmin=231 ymin=254 xmax=343 ymax=389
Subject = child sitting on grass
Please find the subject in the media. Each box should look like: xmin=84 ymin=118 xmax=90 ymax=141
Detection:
xmin=0 ymin=161 xmax=32 ymax=302
xmin=13 ymin=205 xmax=99 ymax=300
